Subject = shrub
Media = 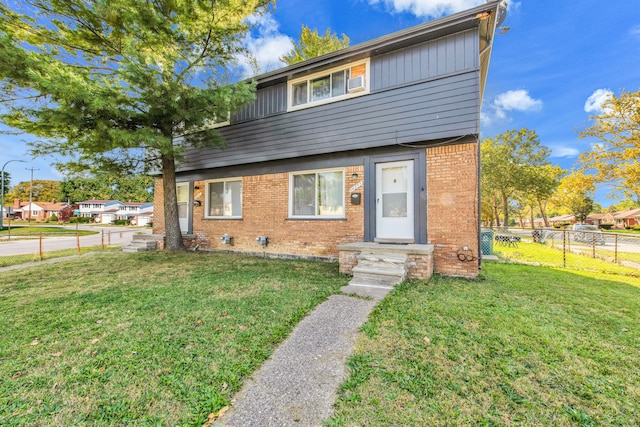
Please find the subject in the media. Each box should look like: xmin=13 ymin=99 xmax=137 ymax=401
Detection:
xmin=49 ymin=213 xmax=58 ymax=222
xmin=114 ymin=219 xmax=131 ymax=226
xmin=599 ymin=224 xmax=613 ymax=230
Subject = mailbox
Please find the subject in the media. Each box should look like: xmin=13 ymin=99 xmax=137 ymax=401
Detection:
xmin=350 ymin=193 xmax=361 ymax=205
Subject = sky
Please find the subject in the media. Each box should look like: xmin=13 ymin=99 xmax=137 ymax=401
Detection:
xmin=1 ymin=0 xmax=639 ymax=206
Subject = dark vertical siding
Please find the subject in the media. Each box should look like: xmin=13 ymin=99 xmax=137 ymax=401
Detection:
xmin=232 ymin=83 xmax=287 ymax=122
xmin=371 ymin=29 xmax=478 ymax=91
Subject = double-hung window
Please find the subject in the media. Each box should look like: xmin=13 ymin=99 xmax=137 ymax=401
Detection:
xmin=205 ymin=179 xmax=242 ymax=218
xmin=289 ymin=169 xmax=344 ymax=218
xmin=288 ymin=60 xmax=369 ymax=111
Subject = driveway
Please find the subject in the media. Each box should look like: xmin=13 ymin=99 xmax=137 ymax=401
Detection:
xmin=0 ymin=225 xmax=152 ymax=256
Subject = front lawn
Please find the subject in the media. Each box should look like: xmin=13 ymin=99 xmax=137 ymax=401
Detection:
xmin=0 ymin=251 xmax=346 ymax=426
xmin=0 ymin=225 xmax=96 ymax=237
xmin=329 ymin=262 xmax=640 ymax=426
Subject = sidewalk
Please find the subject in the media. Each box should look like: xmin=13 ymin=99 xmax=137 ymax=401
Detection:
xmin=216 ymin=293 xmax=381 ymax=427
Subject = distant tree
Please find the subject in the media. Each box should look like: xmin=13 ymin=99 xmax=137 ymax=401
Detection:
xmin=281 ymin=26 xmax=350 ymax=65
xmin=8 ymin=180 xmax=61 ymax=203
xmin=60 ymin=174 xmax=153 ymax=203
xmin=552 ymin=171 xmax=596 ymax=223
xmin=0 ymin=0 xmax=272 ymax=250
xmin=525 ymin=164 xmax=563 ymax=227
xmin=579 ymin=88 xmax=640 ymax=203
xmin=481 ymin=129 xmax=552 ymax=228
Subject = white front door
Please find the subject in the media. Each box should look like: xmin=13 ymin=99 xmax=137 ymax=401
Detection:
xmin=176 ymin=183 xmax=189 ymax=233
xmin=375 ymin=160 xmax=414 ymax=242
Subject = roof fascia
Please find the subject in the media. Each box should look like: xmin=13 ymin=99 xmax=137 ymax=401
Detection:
xmin=255 ymin=1 xmax=501 ymax=87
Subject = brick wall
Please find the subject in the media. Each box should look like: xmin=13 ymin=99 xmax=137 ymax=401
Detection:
xmin=154 ymin=166 xmax=364 ymax=258
xmin=154 ymin=144 xmax=480 ymax=278
xmin=426 ymin=142 xmax=480 ymax=277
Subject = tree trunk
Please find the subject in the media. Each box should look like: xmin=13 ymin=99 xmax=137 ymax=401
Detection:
xmin=502 ymin=192 xmax=509 ymax=230
xmin=162 ymin=153 xmax=186 ymax=251
xmin=529 ymin=205 xmax=535 ymax=229
xmin=493 ymin=202 xmax=501 ymax=228
xmin=538 ymin=199 xmax=549 ymax=227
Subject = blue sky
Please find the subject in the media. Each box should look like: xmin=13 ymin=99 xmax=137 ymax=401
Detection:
xmin=2 ymin=0 xmax=639 ymax=206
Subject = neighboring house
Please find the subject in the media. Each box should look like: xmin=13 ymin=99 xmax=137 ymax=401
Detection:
xmin=153 ymin=2 xmax=505 ymax=278
xmin=116 ymin=202 xmax=154 ymax=226
xmin=78 ymin=199 xmax=124 ymax=224
xmin=612 ymin=208 xmax=640 ymax=229
xmin=13 ymin=199 xmax=71 ymax=222
xmin=585 ymin=213 xmax=606 ymax=227
xmin=547 ymin=214 xmax=576 ymax=226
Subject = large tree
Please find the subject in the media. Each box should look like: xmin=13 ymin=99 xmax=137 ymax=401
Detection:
xmin=0 ymin=0 xmax=271 ymax=250
xmin=481 ymin=129 xmax=552 ymax=228
xmin=280 ymin=25 xmax=349 ymax=65
xmin=552 ymin=170 xmax=596 ymax=223
xmin=579 ymin=88 xmax=640 ymax=203
xmin=8 ymin=179 xmax=61 ymax=203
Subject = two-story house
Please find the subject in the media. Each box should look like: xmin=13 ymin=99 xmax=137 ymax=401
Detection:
xmin=153 ymin=2 xmax=504 ymax=278
xmin=116 ymin=202 xmax=154 ymax=226
xmin=78 ymin=199 xmax=124 ymax=224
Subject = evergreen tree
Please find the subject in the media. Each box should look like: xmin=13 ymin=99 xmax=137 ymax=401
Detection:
xmin=0 ymin=0 xmax=272 ymax=249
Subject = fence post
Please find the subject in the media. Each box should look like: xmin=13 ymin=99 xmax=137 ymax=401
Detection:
xmin=614 ymin=234 xmax=618 ymax=264
xmin=76 ymin=228 xmax=81 ymax=255
xmin=562 ymin=230 xmax=566 ymax=268
xmin=39 ymin=233 xmax=43 ymax=261
xmin=102 ymin=229 xmax=105 ymax=250
xmin=108 ymin=230 xmax=111 ymax=246
xmin=592 ymin=233 xmax=596 ymax=258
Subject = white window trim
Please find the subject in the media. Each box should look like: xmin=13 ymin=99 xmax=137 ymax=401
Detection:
xmin=204 ymin=178 xmax=243 ymax=219
xmin=287 ymin=59 xmax=370 ymax=112
xmin=288 ymin=168 xmax=345 ymax=219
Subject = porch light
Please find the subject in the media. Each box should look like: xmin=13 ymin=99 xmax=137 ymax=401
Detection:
xmin=256 ymin=236 xmax=268 ymax=246
xmin=221 ymin=234 xmax=233 ymax=245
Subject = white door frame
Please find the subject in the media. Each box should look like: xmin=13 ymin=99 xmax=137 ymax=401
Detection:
xmin=176 ymin=182 xmax=190 ymax=234
xmin=375 ymin=160 xmax=415 ymax=243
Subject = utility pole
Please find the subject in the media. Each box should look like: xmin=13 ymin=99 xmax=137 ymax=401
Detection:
xmin=26 ymin=167 xmax=39 ymax=223
xmin=1 ymin=159 xmax=27 ymax=230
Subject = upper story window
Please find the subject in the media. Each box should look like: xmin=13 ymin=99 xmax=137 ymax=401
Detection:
xmin=288 ymin=60 xmax=369 ymax=111
xmin=289 ymin=169 xmax=344 ymax=218
xmin=205 ymin=179 xmax=242 ymax=218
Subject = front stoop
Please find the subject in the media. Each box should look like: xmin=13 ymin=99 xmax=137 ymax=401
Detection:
xmin=123 ymin=234 xmax=161 ymax=252
xmin=338 ymin=242 xmax=434 ymax=300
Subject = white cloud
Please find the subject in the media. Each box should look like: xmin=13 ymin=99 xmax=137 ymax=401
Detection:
xmin=238 ymin=14 xmax=293 ymax=77
xmin=549 ymin=145 xmax=580 ymax=158
xmin=630 ymin=24 xmax=640 ymax=37
xmin=492 ymin=89 xmax=542 ymax=117
xmin=584 ymin=88 xmax=613 ymax=114
xmin=369 ymin=0 xmax=484 ymax=18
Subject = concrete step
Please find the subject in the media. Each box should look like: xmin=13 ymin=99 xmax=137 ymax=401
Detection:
xmin=351 ymin=271 xmax=403 ymax=287
xmin=352 ymin=262 xmax=405 ymax=277
xmin=122 ymin=245 xmax=152 ymax=253
xmin=340 ymin=283 xmax=393 ymax=300
xmin=358 ymin=252 xmax=408 ymax=264
xmin=122 ymin=238 xmax=157 ymax=252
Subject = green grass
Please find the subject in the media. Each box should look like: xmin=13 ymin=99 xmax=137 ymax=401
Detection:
xmin=328 ymin=263 xmax=640 ymax=426
xmin=0 ymin=251 xmax=346 ymax=426
xmin=496 ymin=241 xmax=640 ymax=280
xmin=0 ymin=225 xmax=96 ymax=237
xmin=0 ymin=245 xmax=121 ymax=268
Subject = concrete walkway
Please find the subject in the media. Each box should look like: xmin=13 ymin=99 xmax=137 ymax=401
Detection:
xmin=217 ymin=293 xmax=381 ymax=427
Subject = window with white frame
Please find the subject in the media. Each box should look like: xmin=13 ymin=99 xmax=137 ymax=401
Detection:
xmin=288 ymin=60 xmax=369 ymax=111
xmin=289 ymin=169 xmax=344 ymax=218
xmin=205 ymin=179 xmax=242 ymax=218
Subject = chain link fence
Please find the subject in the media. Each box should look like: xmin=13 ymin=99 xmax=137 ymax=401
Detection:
xmin=0 ymin=228 xmax=143 ymax=268
xmin=484 ymin=227 xmax=640 ymax=271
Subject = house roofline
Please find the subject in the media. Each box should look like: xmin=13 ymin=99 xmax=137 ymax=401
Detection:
xmin=253 ymin=1 xmax=502 ymax=88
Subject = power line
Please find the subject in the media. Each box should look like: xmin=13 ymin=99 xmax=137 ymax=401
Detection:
xmin=25 ymin=167 xmax=39 ymax=223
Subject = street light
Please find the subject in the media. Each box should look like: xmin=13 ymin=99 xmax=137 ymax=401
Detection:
xmin=1 ymin=159 xmax=27 ymax=230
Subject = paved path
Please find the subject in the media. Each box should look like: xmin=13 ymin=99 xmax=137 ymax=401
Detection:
xmin=217 ymin=294 xmax=379 ymax=427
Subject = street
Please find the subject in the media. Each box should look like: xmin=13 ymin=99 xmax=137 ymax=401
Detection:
xmin=0 ymin=225 xmax=152 ymax=256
